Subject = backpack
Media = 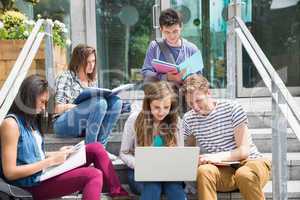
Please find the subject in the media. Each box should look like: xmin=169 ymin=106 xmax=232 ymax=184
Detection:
xmin=155 ymin=38 xmax=176 ymax=64
xmin=0 ymin=178 xmax=33 ymax=200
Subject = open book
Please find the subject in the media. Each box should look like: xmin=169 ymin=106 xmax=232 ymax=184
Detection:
xmin=40 ymin=141 xmax=86 ymax=181
xmin=152 ymin=51 xmax=204 ymax=80
xmin=213 ymin=161 xmax=240 ymax=167
xmin=73 ymin=83 xmax=135 ymax=104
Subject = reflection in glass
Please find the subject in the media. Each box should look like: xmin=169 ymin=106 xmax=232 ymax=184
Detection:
xmin=96 ymin=0 xmax=155 ymax=88
xmin=243 ymin=1 xmax=300 ymax=88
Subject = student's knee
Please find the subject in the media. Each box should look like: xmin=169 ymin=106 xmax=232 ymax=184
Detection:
xmin=110 ymin=95 xmax=122 ymax=107
xmin=235 ymin=166 xmax=259 ymax=186
xmin=164 ymin=182 xmax=183 ymax=193
xmin=86 ymin=142 xmax=106 ymax=156
xmin=143 ymin=182 xmax=162 ymax=193
xmin=86 ymin=167 xmax=103 ymax=179
xmin=197 ymin=164 xmax=218 ymax=182
xmin=94 ymin=98 xmax=108 ymax=111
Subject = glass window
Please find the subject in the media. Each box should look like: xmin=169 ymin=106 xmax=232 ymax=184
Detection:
xmin=96 ymin=0 xmax=155 ymax=88
xmin=171 ymin=0 xmax=231 ymax=88
xmin=242 ymin=1 xmax=300 ymax=88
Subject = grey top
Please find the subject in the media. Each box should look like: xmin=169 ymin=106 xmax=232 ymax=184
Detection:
xmin=119 ymin=110 xmax=184 ymax=169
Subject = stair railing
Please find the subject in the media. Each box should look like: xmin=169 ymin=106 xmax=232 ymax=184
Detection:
xmin=0 ymin=19 xmax=54 ymax=124
xmin=228 ymin=15 xmax=300 ymax=200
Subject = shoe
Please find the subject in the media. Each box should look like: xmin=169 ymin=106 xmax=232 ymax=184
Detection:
xmin=110 ymin=188 xmax=130 ymax=200
xmin=107 ymin=151 xmax=118 ymax=161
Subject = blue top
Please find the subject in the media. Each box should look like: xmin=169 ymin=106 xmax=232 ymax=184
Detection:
xmin=153 ymin=135 xmax=164 ymax=147
xmin=0 ymin=114 xmax=44 ymax=187
xmin=141 ymin=38 xmax=200 ymax=80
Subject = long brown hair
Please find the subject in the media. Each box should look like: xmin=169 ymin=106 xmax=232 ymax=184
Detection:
xmin=134 ymin=81 xmax=178 ymax=146
xmin=68 ymin=44 xmax=97 ymax=82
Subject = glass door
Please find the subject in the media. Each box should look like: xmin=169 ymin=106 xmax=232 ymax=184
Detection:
xmin=95 ymin=0 xmax=157 ymax=88
xmin=238 ymin=0 xmax=300 ymax=97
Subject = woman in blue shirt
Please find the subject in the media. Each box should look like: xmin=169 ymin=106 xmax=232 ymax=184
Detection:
xmin=0 ymin=75 xmax=128 ymax=199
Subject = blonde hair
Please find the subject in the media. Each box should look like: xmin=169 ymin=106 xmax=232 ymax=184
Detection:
xmin=134 ymin=81 xmax=178 ymax=146
xmin=182 ymin=74 xmax=209 ymax=95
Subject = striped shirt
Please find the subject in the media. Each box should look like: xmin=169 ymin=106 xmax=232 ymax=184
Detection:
xmin=182 ymin=100 xmax=261 ymax=159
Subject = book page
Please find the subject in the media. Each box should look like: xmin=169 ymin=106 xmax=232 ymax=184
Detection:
xmin=178 ymin=51 xmax=204 ymax=79
xmin=40 ymin=141 xmax=86 ymax=181
xmin=213 ymin=161 xmax=240 ymax=166
xmin=73 ymin=88 xmax=112 ymax=104
xmin=111 ymin=83 xmax=135 ymax=95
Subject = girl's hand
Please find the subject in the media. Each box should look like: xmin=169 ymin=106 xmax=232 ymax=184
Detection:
xmin=47 ymin=152 xmax=68 ymax=167
xmin=60 ymin=146 xmax=75 ymax=154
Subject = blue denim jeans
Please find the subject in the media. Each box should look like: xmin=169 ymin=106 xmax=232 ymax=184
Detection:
xmin=127 ymin=169 xmax=186 ymax=200
xmin=53 ymin=95 xmax=122 ymax=146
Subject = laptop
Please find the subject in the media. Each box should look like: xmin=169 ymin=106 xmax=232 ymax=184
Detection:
xmin=135 ymin=147 xmax=199 ymax=182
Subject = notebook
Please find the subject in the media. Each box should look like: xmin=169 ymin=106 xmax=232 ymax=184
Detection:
xmin=213 ymin=161 xmax=241 ymax=167
xmin=40 ymin=141 xmax=86 ymax=181
xmin=73 ymin=83 xmax=135 ymax=104
xmin=152 ymin=51 xmax=204 ymax=80
xmin=135 ymin=147 xmax=199 ymax=181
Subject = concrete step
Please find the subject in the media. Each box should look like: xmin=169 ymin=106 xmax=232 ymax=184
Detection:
xmin=250 ymin=128 xmax=300 ymax=153
xmin=117 ymin=94 xmax=300 ymax=129
xmin=44 ymin=134 xmax=300 ymax=181
xmin=44 ymin=127 xmax=300 ymax=154
xmin=56 ymin=181 xmax=300 ymax=200
xmin=112 ymin=152 xmax=300 ymax=182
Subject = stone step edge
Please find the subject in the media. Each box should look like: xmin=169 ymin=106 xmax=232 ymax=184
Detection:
xmin=58 ymin=181 xmax=300 ymax=199
xmin=44 ymin=128 xmax=300 ymax=144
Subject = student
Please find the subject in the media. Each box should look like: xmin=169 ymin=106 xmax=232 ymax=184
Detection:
xmin=181 ymin=74 xmax=271 ymax=200
xmin=119 ymin=81 xmax=186 ymax=200
xmin=53 ymin=44 xmax=122 ymax=159
xmin=0 ymin=75 xmax=128 ymax=200
xmin=141 ymin=8 xmax=202 ymax=83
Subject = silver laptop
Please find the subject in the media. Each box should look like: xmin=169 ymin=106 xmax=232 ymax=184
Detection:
xmin=135 ymin=147 xmax=199 ymax=182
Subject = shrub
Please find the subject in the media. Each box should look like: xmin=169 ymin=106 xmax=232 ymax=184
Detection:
xmin=0 ymin=10 xmax=70 ymax=47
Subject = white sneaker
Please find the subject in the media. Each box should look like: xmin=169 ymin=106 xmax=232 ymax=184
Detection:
xmin=107 ymin=152 xmax=118 ymax=161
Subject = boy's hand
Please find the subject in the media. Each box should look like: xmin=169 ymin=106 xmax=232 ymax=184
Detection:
xmin=166 ymin=69 xmax=186 ymax=83
xmin=198 ymin=154 xmax=222 ymax=165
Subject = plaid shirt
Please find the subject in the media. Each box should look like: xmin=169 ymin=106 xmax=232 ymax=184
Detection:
xmin=55 ymin=70 xmax=97 ymax=104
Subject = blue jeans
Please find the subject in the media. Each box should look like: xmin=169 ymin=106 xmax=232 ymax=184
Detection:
xmin=127 ymin=169 xmax=186 ymax=200
xmin=53 ymin=95 xmax=122 ymax=146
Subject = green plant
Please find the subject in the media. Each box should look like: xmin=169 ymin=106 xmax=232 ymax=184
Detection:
xmin=0 ymin=10 xmax=70 ymax=47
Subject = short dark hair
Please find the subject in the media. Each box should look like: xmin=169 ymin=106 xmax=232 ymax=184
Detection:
xmin=10 ymin=75 xmax=48 ymax=130
xmin=159 ymin=8 xmax=182 ymax=28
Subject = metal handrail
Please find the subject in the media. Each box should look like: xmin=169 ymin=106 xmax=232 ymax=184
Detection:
xmin=230 ymin=15 xmax=298 ymax=200
xmin=233 ymin=16 xmax=300 ymax=141
xmin=0 ymin=19 xmax=44 ymax=109
xmin=0 ymin=19 xmax=53 ymax=124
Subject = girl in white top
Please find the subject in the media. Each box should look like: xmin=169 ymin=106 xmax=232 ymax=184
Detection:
xmin=119 ymin=81 xmax=186 ymax=200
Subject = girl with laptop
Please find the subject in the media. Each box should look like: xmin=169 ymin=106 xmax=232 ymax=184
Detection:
xmin=120 ymin=81 xmax=186 ymax=200
xmin=0 ymin=75 xmax=128 ymax=199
